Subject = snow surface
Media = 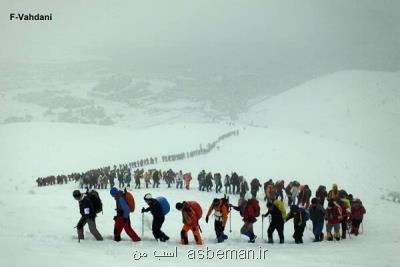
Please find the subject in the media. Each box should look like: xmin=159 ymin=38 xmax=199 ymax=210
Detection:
xmin=0 ymin=70 xmax=400 ymax=267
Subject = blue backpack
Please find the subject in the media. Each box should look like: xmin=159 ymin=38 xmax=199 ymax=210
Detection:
xmin=156 ymin=196 xmax=170 ymax=216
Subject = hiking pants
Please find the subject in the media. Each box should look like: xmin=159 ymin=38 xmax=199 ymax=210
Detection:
xmin=240 ymin=222 xmax=255 ymax=239
xmin=114 ymin=216 xmax=141 ymax=242
xmin=77 ymin=217 xmax=103 ymax=241
xmin=214 ymin=220 xmax=225 ymax=238
xmin=293 ymin=223 xmax=306 ymax=243
xmin=326 ymin=223 xmax=341 ymax=239
xmin=152 ymin=216 xmax=168 ymax=240
xmin=181 ymin=224 xmax=202 ymax=245
xmin=267 ymin=221 xmax=284 ymax=242
xmin=312 ymin=221 xmax=324 ymax=241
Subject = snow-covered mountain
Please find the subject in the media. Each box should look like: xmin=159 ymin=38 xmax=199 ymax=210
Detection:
xmin=241 ymin=70 xmax=400 ymax=160
xmin=1 ymin=67 xmax=400 ymax=266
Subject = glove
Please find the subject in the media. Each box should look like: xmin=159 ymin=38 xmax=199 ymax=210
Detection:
xmin=116 ymin=209 xmax=124 ymax=216
xmin=262 ymin=214 xmax=267 ymax=218
xmin=141 ymin=208 xmax=145 ymax=213
xmin=205 ymin=216 xmax=209 ymax=223
xmin=113 ymin=216 xmax=117 ymax=221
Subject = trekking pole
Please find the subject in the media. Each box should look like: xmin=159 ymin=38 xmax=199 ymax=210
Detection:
xmin=229 ymin=206 xmax=232 ymax=233
xmin=261 ymin=216 xmax=264 ymax=240
xmin=141 ymin=212 xmax=144 ymax=238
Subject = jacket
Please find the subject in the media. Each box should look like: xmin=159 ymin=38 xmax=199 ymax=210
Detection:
xmin=206 ymin=200 xmax=228 ymax=225
xmin=115 ymin=191 xmax=130 ymax=219
xmin=143 ymin=199 xmax=164 ymax=218
xmin=309 ymin=204 xmax=326 ymax=224
xmin=326 ymin=203 xmax=342 ymax=225
xmin=79 ymin=196 xmax=95 ymax=219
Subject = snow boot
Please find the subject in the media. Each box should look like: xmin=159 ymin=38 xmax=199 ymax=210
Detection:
xmin=335 ymin=231 xmax=341 ymax=241
xmin=327 ymin=232 xmax=333 ymax=241
xmin=267 ymin=238 xmax=274 ymax=244
xmin=249 ymin=235 xmax=257 ymax=243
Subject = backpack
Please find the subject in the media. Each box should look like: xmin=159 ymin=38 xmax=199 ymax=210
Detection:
xmin=187 ymin=201 xmax=203 ymax=221
xmin=220 ymin=196 xmax=230 ymax=213
xmin=273 ymin=199 xmax=287 ymax=219
xmin=86 ymin=190 xmax=102 ymax=214
xmin=301 ymin=208 xmax=310 ymax=221
xmin=156 ymin=196 xmax=170 ymax=216
xmin=275 ymin=180 xmax=284 ymax=191
xmin=123 ymin=188 xmax=135 ymax=212
xmin=247 ymin=199 xmax=260 ymax=218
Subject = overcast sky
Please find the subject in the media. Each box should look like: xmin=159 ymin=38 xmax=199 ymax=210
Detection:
xmin=1 ymin=0 xmax=400 ymax=108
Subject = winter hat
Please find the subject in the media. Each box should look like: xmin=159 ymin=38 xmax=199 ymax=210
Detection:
xmin=72 ymin=190 xmax=82 ymax=199
xmin=311 ymin=198 xmax=318 ymax=205
xmin=110 ymin=187 xmax=119 ymax=197
xmin=144 ymin=193 xmax=152 ymax=201
xmin=175 ymin=202 xmax=183 ymax=210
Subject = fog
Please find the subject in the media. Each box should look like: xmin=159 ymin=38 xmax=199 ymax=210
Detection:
xmin=1 ymin=0 xmax=400 ymax=120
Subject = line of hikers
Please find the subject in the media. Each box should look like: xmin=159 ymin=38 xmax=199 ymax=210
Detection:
xmin=73 ymin=182 xmax=366 ymax=245
xmin=38 ymin=130 xmax=240 ymax=187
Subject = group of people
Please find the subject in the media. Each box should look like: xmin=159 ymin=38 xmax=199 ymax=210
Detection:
xmin=37 ymin=130 xmax=240 ymax=188
xmin=73 ymin=177 xmax=366 ymax=245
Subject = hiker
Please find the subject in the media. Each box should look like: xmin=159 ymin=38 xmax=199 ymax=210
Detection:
xmin=239 ymin=176 xmax=249 ymax=199
xmin=205 ymin=197 xmax=229 ymax=243
xmin=231 ymin=196 xmax=260 ymax=243
xmin=274 ymin=180 xmax=285 ymax=201
xmin=338 ymin=196 xmax=351 ymax=239
xmin=109 ymin=187 xmax=141 ymax=242
xmin=176 ymin=201 xmax=203 ymax=245
xmin=141 ymin=193 xmax=169 ymax=242
xmin=350 ymin=198 xmax=366 ymax=236
xmin=264 ymin=179 xmax=275 ymax=203
xmin=327 ymin=184 xmax=339 ymax=200
xmin=72 ymin=190 xmax=103 ymax=241
xmin=298 ymin=185 xmax=312 ymax=208
xmin=309 ymin=197 xmax=326 ymax=242
xmin=325 ymin=199 xmax=342 ymax=241
xmin=134 ymin=169 xmax=141 ymax=189
xmin=285 ymin=204 xmax=308 ymax=244
xmin=117 ymin=170 xmax=124 ymax=188
xmin=250 ymin=178 xmax=262 ymax=198
xmin=231 ymin=172 xmax=240 ymax=194
xmin=152 ymin=170 xmax=160 ymax=188
xmin=176 ymin=170 xmax=184 ymax=189
xmin=224 ymin=174 xmax=231 ymax=194
xmin=205 ymin=172 xmax=213 ymax=192
xmin=184 ymin=172 xmax=192 ymax=190
xmin=262 ymin=201 xmax=285 ymax=244
xmin=316 ymin=185 xmax=328 ymax=206
xmin=198 ymin=170 xmax=206 ymax=191
xmin=214 ymin=173 xmax=223 ymax=193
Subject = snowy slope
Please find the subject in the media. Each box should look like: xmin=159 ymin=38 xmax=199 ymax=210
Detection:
xmin=0 ymin=121 xmax=399 ymax=267
xmin=241 ymin=70 xmax=400 ymax=160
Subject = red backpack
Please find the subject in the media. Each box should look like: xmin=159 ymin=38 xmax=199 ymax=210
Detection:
xmin=123 ymin=189 xmax=135 ymax=213
xmin=187 ymin=201 xmax=203 ymax=221
xmin=246 ymin=198 xmax=260 ymax=218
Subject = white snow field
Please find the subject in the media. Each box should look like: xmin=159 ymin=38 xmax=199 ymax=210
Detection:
xmin=0 ymin=70 xmax=400 ymax=267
